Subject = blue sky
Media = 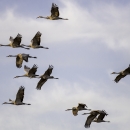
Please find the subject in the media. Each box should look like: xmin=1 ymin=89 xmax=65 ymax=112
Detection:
xmin=0 ymin=0 xmax=130 ymax=130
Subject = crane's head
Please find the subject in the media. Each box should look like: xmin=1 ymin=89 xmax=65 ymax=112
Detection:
xmin=111 ymin=72 xmax=116 ymax=74
xmin=14 ymin=76 xmax=20 ymax=78
xmin=2 ymin=102 xmax=8 ymax=104
xmin=36 ymin=16 xmax=50 ymax=19
xmin=2 ymin=102 xmax=13 ymax=105
xmin=6 ymin=55 xmax=11 ymax=57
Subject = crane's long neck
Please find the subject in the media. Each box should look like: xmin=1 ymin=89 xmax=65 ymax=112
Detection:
xmin=7 ymin=55 xmax=17 ymax=57
xmin=36 ymin=16 xmax=49 ymax=19
xmin=2 ymin=102 xmax=14 ymax=105
xmin=0 ymin=44 xmax=10 ymax=47
xmin=111 ymin=72 xmax=120 ymax=74
xmin=14 ymin=75 xmax=27 ymax=78
xmin=65 ymin=109 xmax=72 ymax=111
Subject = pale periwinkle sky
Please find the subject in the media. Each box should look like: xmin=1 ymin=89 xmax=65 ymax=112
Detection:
xmin=0 ymin=0 xmax=130 ymax=130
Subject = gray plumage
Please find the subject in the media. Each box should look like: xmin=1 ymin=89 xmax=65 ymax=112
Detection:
xmin=111 ymin=64 xmax=130 ymax=83
xmin=3 ymin=86 xmax=31 ymax=105
xmin=0 ymin=34 xmax=29 ymax=49
xmin=21 ymin=31 xmax=49 ymax=49
xmin=37 ymin=3 xmax=68 ymax=20
xmin=36 ymin=65 xmax=58 ymax=90
xmin=7 ymin=53 xmax=37 ymax=68
xmin=65 ymin=103 xmax=91 ymax=116
xmin=14 ymin=64 xmax=39 ymax=78
xmin=82 ymin=110 xmax=103 ymax=128
xmin=93 ymin=110 xmax=110 ymax=123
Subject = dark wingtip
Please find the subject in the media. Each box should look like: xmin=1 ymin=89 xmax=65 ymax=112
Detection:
xmin=84 ymin=125 xmax=90 ymax=128
xmin=36 ymin=88 xmax=41 ymax=90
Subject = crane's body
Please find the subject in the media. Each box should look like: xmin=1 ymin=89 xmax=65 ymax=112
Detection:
xmin=36 ymin=65 xmax=58 ymax=90
xmin=14 ymin=64 xmax=39 ymax=78
xmin=37 ymin=3 xmax=68 ymax=20
xmin=65 ymin=103 xmax=91 ymax=116
xmin=3 ymin=86 xmax=31 ymax=105
xmin=111 ymin=64 xmax=130 ymax=83
xmin=82 ymin=110 xmax=109 ymax=128
xmin=21 ymin=31 xmax=48 ymax=49
xmin=7 ymin=53 xmax=37 ymax=68
xmin=0 ymin=34 xmax=29 ymax=49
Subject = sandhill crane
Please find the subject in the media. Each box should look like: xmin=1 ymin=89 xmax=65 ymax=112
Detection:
xmin=21 ymin=31 xmax=49 ymax=49
xmin=7 ymin=53 xmax=37 ymax=68
xmin=36 ymin=65 xmax=58 ymax=90
xmin=65 ymin=103 xmax=91 ymax=116
xmin=37 ymin=3 xmax=68 ymax=20
xmin=93 ymin=110 xmax=110 ymax=123
xmin=14 ymin=64 xmax=39 ymax=78
xmin=82 ymin=110 xmax=104 ymax=128
xmin=111 ymin=64 xmax=130 ymax=83
xmin=0 ymin=34 xmax=29 ymax=49
xmin=3 ymin=86 xmax=31 ymax=105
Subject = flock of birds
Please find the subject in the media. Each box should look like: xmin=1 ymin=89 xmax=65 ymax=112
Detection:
xmin=0 ymin=2 xmax=129 ymax=129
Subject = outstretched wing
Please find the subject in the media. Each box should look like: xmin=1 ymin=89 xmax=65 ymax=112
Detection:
xmin=36 ymin=65 xmax=53 ymax=90
xmin=51 ymin=3 xmax=59 ymax=17
xmin=85 ymin=114 xmax=97 ymax=128
xmin=31 ymin=31 xmax=41 ymax=46
xmin=78 ymin=103 xmax=87 ymax=109
xmin=16 ymin=54 xmax=23 ymax=68
xmin=97 ymin=110 xmax=108 ymax=121
xmin=24 ymin=65 xmax=30 ymax=73
xmin=123 ymin=66 xmax=130 ymax=74
xmin=13 ymin=33 xmax=22 ymax=46
xmin=36 ymin=78 xmax=47 ymax=90
xmin=114 ymin=65 xmax=130 ymax=83
xmin=28 ymin=64 xmax=38 ymax=75
xmin=44 ymin=65 xmax=53 ymax=76
xmin=114 ymin=74 xmax=126 ymax=83
xmin=15 ymin=86 xmax=24 ymax=103
xmin=22 ymin=54 xmax=29 ymax=62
